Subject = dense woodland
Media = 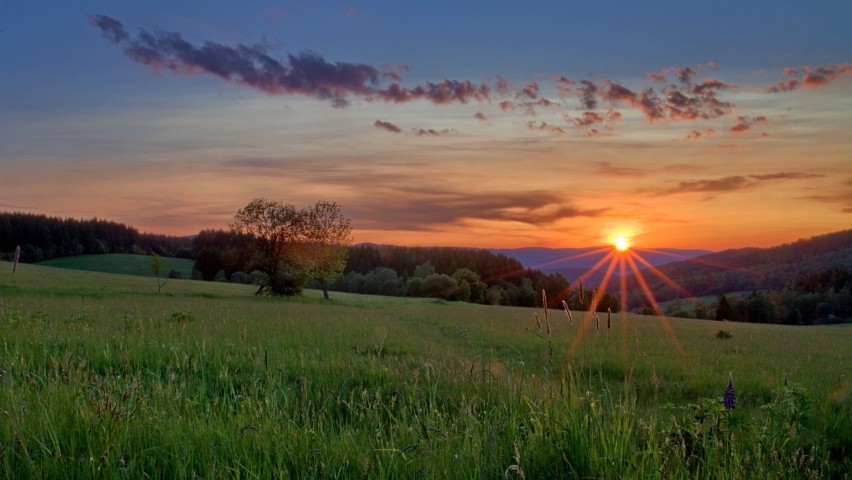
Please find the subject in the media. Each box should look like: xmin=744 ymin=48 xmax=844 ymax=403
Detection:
xmin=325 ymin=244 xmax=610 ymax=309
xmin=0 ymin=212 xmax=192 ymax=262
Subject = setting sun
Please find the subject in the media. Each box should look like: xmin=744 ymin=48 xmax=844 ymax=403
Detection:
xmin=614 ymin=235 xmax=630 ymax=251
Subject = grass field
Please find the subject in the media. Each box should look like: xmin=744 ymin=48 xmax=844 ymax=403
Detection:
xmin=38 ymin=254 xmax=195 ymax=279
xmin=1 ymin=260 xmax=850 ymax=478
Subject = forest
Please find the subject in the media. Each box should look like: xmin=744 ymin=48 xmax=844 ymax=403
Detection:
xmin=0 ymin=212 xmax=192 ymax=262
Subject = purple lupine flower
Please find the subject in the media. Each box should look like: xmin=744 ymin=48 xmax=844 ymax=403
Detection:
xmin=724 ymin=373 xmax=736 ymax=410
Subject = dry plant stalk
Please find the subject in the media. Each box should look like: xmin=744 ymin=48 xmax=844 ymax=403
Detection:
xmin=562 ymin=300 xmax=574 ymax=325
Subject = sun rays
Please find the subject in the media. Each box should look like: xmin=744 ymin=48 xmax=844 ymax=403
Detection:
xmin=545 ymin=237 xmax=694 ymax=358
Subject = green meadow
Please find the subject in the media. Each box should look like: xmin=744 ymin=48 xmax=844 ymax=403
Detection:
xmin=38 ymin=254 xmax=195 ymax=279
xmin=0 ymin=261 xmax=850 ymax=478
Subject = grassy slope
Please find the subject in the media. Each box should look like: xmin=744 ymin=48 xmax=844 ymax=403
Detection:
xmin=1 ymin=261 xmax=850 ymax=478
xmin=37 ymin=253 xmax=195 ymax=279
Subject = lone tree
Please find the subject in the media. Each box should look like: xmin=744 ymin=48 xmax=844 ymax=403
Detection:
xmin=150 ymin=253 xmax=167 ymax=293
xmin=231 ymin=198 xmax=352 ymax=298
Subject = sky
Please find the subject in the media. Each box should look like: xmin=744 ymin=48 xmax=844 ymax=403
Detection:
xmin=1 ymin=1 xmax=850 ymax=251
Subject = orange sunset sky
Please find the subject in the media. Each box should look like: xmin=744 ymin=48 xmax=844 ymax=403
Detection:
xmin=1 ymin=2 xmax=850 ymax=251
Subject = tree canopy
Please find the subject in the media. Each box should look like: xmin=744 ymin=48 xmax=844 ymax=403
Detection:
xmin=230 ymin=199 xmax=352 ymax=297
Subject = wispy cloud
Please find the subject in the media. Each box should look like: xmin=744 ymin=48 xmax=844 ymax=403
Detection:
xmin=798 ymin=178 xmax=852 ymax=213
xmin=652 ymin=171 xmax=825 ymax=196
xmin=595 ymin=161 xmax=643 ymax=177
xmin=374 ymin=119 xmax=457 ymax=136
xmin=351 ymin=187 xmax=608 ymax=230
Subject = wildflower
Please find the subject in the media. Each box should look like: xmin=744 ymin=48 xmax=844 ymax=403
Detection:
xmin=724 ymin=372 xmax=736 ymax=410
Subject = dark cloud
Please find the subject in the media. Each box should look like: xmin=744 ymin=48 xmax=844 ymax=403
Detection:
xmin=526 ymin=121 xmax=565 ymax=135
xmin=767 ymin=63 xmax=852 ymax=93
xmin=413 ymin=128 xmax=457 ymax=137
xmin=593 ymin=76 xmax=732 ymax=123
xmin=90 ymin=14 xmax=489 ymax=108
xmin=749 ymin=172 xmax=822 ymax=181
xmin=577 ymin=80 xmax=598 ymax=110
xmin=374 ymin=120 xmax=456 ymax=136
xmin=376 ymin=79 xmax=490 ymax=105
xmin=595 ymin=161 xmax=643 ymax=177
xmin=654 ymin=171 xmax=824 ymax=195
xmin=671 ymin=175 xmax=750 ymax=193
xmin=474 ymin=112 xmax=488 ymax=122
xmin=374 ymin=120 xmax=402 ymax=133
xmin=555 ymin=76 xmax=575 ymax=95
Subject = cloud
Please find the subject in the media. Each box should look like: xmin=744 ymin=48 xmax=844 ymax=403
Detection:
xmin=567 ymin=109 xmax=622 ymax=127
xmin=577 ymin=80 xmax=598 ymax=110
xmin=89 ymin=15 xmax=490 ymax=108
xmin=474 ymin=112 xmax=488 ymax=122
xmin=555 ymin=76 xmax=575 ymax=95
xmin=592 ymin=75 xmax=732 ymax=123
xmin=654 ymin=171 xmax=825 ymax=195
xmin=526 ymin=121 xmax=565 ymax=135
xmin=374 ymin=120 xmax=402 ymax=133
xmin=413 ymin=128 xmax=457 ymax=137
xmin=797 ymin=178 xmax=852 ymax=213
xmin=685 ymin=128 xmax=715 ymax=140
xmin=376 ymin=79 xmax=490 ymax=105
xmin=749 ymin=172 xmax=822 ymax=181
xmin=730 ymin=115 xmax=768 ymax=134
xmin=767 ymin=63 xmax=852 ymax=92
xmin=670 ymin=175 xmax=751 ymax=193
xmin=595 ymin=161 xmax=643 ymax=177
xmin=351 ymin=186 xmax=608 ymax=230
xmin=374 ymin=120 xmax=456 ymax=136
xmin=88 ymin=14 xmax=129 ymax=44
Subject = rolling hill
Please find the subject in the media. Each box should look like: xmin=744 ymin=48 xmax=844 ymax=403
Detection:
xmin=622 ymin=229 xmax=852 ymax=305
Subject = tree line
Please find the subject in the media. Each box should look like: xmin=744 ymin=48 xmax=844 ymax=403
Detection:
xmin=0 ymin=212 xmax=192 ymax=262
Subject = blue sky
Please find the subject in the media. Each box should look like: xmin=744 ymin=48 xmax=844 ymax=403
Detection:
xmin=1 ymin=1 xmax=850 ymax=249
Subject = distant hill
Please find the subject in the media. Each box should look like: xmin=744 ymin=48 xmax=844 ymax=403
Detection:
xmin=491 ymin=246 xmax=712 ymax=284
xmin=622 ymin=229 xmax=852 ymax=306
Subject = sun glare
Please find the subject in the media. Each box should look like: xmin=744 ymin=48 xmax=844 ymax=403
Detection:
xmin=614 ymin=235 xmax=630 ymax=252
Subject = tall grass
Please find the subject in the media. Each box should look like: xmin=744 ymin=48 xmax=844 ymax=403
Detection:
xmin=0 ymin=263 xmax=849 ymax=478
